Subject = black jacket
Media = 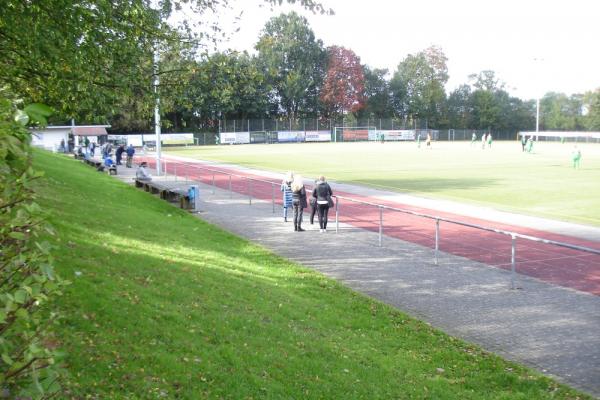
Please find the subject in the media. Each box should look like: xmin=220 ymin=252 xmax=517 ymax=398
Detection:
xmin=292 ymin=186 xmax=307 ymax=209
xmin=312 ymin=181 xmax=332 ymax=203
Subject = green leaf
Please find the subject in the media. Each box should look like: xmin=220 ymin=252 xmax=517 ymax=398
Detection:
xmin=1 ymin=353 xmax=14 ymax=366
xmin=15 ymin=308 xmax=29 ymax=321
xmin=14 ymin=289 xmax=27 ymax=304
xmin=9 ymin=231 xmax=26 ymax=240
xmin=24 ymin=103 xmax=53 ymax=118
xmin=40 ymin=264 xmax=55 ymax=280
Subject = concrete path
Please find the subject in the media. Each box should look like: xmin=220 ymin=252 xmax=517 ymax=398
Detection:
xmin=113 ymin=163 xmax=600 ymax=398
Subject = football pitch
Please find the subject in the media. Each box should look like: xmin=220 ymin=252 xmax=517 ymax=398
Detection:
xmin=166 ymin=140 xmax=600 ymax=227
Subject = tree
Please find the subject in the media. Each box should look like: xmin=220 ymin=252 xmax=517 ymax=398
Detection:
xmin=582 ymin=89 xmax=600 ymax=130
xmin=357 ymin=67 xmax=393 ymax=119
xmin=390 ymin=46 xmax=448 ymax=128
xmin=469 ymin=70 xmax=505 ymax=92
xmin=255 ymin=12 xmax=327 ymax=119
xmin=320 ymin=46 xmax=366 ymax=116
xmin=180 ymin=51 xmax=270 ymax=123
xmin=540 ymin=92 xmax=583 ymax=131
xmin=447 ymin=84 xmax=473 ymax=129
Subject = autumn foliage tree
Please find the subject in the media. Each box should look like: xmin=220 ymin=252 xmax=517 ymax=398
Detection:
xmin=320 ymin=46 xmax=365 ymax=117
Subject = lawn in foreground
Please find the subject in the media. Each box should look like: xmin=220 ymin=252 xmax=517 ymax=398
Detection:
xmin=35 ymin=150 xmax=591 ymax=399
xmin=167 ymin=141 xmax=600 ymax=226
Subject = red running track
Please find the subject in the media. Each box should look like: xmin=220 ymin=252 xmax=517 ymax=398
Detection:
xmin=145 ymin=158 xmax=600 ymax=296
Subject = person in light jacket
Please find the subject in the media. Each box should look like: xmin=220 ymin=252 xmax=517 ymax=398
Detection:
xmin=280 ymin=171 xmax=294 ymax=222
xmin=291 ymin=175 xmax=307 ymax=232
xmin=312 ymin=175 xmax=333 ymax=232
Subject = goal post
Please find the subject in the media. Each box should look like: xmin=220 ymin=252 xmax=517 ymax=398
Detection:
xmin=333 ymin=126 xmax=377 ymax=142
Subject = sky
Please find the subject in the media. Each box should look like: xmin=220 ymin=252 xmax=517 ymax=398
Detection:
xmin=181 ymin=0 xmax=600 ymax=100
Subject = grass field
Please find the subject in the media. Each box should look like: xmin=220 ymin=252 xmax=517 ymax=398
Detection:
xmin=166 ymin=141 xmax=600 ymax=226
xmin=33 ymin=149 xmax=592 ymax=399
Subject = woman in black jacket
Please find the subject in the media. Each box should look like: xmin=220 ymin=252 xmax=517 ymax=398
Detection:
xmin=312 ymin=176 xmax=333 ymax=232
xmin=291 ymin=175 xmax=308 ymax=231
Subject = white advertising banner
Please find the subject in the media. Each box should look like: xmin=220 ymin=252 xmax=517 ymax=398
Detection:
xmin=304 ymin=130 xmax=331 ymax=142
xmin=277 ymin=131 xmax=305 ymax=142
xmin=220 ymin=132 xmax=250 ymax=144
xmin=371 ymin=130 xmax=416 ymax=141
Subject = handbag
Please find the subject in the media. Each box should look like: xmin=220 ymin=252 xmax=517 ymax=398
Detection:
xmin=327 ymin=195 xmax=334 ymax=208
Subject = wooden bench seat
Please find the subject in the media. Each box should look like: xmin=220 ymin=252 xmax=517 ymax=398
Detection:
xmin=134 ymin=179 xmax=194 ymax=210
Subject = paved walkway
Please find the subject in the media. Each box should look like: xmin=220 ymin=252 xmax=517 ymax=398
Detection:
xmin=113 ymin=162 xmax=600 ymax=398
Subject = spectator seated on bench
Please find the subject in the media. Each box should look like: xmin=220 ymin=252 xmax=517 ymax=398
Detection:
xmin=97 ymin=155 xmax=117 ymax=175
xmin=135 ymin=162 xmax=152 ymax=181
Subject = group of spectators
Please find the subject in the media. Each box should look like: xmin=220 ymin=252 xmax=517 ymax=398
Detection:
xmin=281 ymin=172 xmax=333 ymax=233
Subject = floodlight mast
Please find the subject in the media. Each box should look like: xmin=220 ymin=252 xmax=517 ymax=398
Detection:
xmin=533 ymin=57 xmax=544 ymax=141
xmin=151 ymin=0 xmax=162 ymax=175
xmin=154 ymin=45 xmax=162 ymax=175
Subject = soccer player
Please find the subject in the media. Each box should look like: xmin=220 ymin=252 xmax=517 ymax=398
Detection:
xmin=526 ymin=136 xmax=534 ymax=153
xmin=471 ymin=132 xmax=477 ymax=146
xmin=572 ymin=146 xmax=582 ymax=169
xmin=487 ymin=133 xmax=493 ymax=148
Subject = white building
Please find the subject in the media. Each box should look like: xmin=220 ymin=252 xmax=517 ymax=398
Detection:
xmin=30 ymin=125 xmax=110 ymax=152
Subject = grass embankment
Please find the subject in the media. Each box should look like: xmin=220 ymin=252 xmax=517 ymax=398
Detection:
xmin=167 ymin=141 xmax=600 ymax=226
xmin=34 ymin=150 xmax=590 ymax=399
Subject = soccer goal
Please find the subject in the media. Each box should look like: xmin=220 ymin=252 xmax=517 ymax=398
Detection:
xmin=519 ymin=131 xmax=600 ymax=143
xmin=333 ymin=126 xmax=377 ymax=142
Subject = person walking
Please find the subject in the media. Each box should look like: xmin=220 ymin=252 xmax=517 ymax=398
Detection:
xmin=312 ymin=175 xmax=333 ymax=233
xmin=291 ymin=175 xmax=307 ymax=232
xmin=126 ymin=144 xmax=135 ymax=168
xmin=115 ymin=144 xmax=125 ymax=165
xmin=280 ymin=171 xmax=294 ymax=222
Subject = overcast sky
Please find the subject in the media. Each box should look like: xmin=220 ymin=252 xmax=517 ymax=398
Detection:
xmin=186 ymin=0 xmax=600 ymax=100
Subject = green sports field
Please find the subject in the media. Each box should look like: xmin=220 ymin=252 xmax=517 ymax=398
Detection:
xmin=166 ymin=141 xmax=600 ymax=226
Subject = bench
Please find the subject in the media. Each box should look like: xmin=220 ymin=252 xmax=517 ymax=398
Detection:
xmin=134 ymin=179 xmax=194 ymax=210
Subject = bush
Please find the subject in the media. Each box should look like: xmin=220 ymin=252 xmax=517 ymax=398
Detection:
xmin=0 ymin=96 xmax=68 ymax=398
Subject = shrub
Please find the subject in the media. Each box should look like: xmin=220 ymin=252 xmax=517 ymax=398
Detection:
xmin=0 ymin=96 xmax=68 ymax=398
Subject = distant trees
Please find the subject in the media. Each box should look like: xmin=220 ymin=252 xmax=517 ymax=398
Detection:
xmin=255 ymin=12 xmax=326 ymax=119
xmin=320 ymin=46 xmax=365 ymax=117
xmin=390 ymin=46 xmax=448 ymax=128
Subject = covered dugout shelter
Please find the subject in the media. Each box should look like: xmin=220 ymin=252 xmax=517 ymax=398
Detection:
xmin=31 ymin=124 xmax=110 ymax=152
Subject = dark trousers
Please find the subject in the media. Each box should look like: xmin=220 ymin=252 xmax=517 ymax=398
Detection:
xmin=309 ymin=205 xmax=317 ymax=224
xmin=293 ymin=203 xmax=304 ymax=230
xmin=317 ymin=204 xmax=329 ymax=229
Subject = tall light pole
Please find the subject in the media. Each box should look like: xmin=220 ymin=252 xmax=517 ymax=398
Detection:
xmin=533 ymin=58 xmax=544 ymax=141
xmin=153 ymin=45 xmax=162 ymax=175
xmin=151 ymin=0 xmax=162 ymax=175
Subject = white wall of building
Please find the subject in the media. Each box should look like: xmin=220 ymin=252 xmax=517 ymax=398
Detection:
xmin=31 ymin=129 xmax=69 ymax=152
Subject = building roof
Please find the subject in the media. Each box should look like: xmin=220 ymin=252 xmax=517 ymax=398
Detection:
xmin=72 ymin=126 xmax=108 ymax=136
xmin=34 ymin=125 xmax=110 ymax=136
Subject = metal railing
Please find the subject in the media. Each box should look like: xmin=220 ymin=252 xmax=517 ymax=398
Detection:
xmin=152 ymin=158 xmax=600 ymax=291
